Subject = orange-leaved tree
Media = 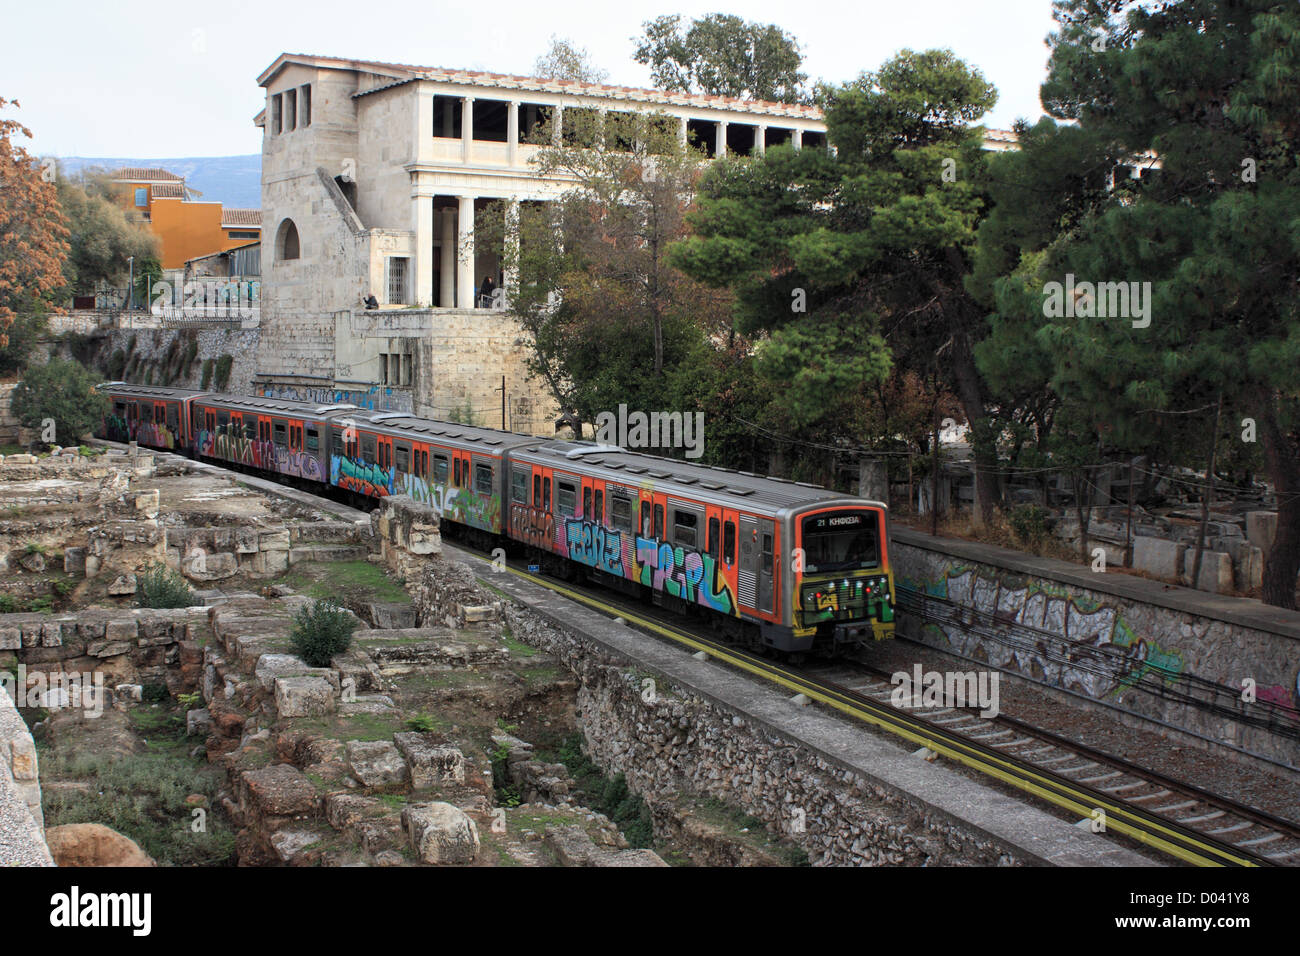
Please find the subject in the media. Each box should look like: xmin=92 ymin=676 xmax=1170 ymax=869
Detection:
xmin=0 ymin=97 xmax=69 ymax=347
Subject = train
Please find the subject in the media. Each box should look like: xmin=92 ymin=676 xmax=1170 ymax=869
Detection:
xmin=96 ymin=382 xmax=896 ymax=655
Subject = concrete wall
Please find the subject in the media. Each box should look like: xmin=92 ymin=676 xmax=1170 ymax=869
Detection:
xmin=892 ymin=529 xmax=1300 ymax=767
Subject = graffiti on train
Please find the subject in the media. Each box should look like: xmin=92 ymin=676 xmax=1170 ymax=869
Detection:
xmin=332 ymin=454 xmax=395 ymax=497
xmin=565 ymin=519 xmax=624 ymax=575
xmin=634 ymin=535 xmax=736 ymax=614
xmin=510 ymin=505 xmax=555 ymax=549
xmin=257 ymin=384 xmax=412 ymax=413
xmin=201 ymin=427 xmax=325 ymax=481
xmin=398 ymin=472 xmax=502 ymax=531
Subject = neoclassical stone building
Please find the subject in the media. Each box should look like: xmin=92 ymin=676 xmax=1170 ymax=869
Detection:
xmin=253 ymin=53 xmax=830 ymax=432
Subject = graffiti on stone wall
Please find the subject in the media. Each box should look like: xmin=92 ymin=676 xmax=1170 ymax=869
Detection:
xmin=901 ymin=564 xmax=1190 ymax=701
xmin=258 ymin=384 xmax=411 ymax=413
xmin=634 ymin=535 xmax=736 ymax=614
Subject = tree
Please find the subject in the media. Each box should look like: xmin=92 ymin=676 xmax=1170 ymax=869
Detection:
xmin=10 ymin=358 xmax=108 ymax=447
xmin=1018 ymin=0 xmax=1300 ymax=608
xmin=0 ymin=98 xmax=68 ymax=347
xmin=532 ymin=35 xmax=608 ymax=84
xmin=55 ymin=168 xmax=158 ymax=297
xmin=476 ymin=110 xmax=732 ymax=440
xmin=634 ymin=14 xmax=807 ymax=103
xmin=673 ymin=49 xmax=1004 ymax=524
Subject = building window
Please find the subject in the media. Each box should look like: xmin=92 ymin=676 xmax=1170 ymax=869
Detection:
xmin=275 ymin=219 xmax=299 ymax=260
xmin=386 ymin=257 xmax=409 ymax=305
xmin=271 ymin=94 xmax=282 ymax=135
xmin=300 ymin=84 xmax=311 ymax=127
xmin=228 ymin=230 xmax=258 ymax=240
xmin=433 ymin=96 xmax=463 ymax=138
xmin=134 ymin=187 xmax=148 ymax=207
xmin=285 ymin=89 xmax=297 ymax=131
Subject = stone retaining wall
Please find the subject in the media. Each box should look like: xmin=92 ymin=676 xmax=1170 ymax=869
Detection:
xmin=891 ymin=529 xmax=1300 ymax=768
xmin=414 ymin=561 xmax=1025 ymax=866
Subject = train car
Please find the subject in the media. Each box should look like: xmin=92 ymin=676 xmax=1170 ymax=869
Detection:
xmin=92 ymin=383 xmax=895 ymax=654
xmin=98 ymin=383 xmax=204 ymax=453
xmin=189 ymin=393 xmax=351 ymax=484
xmin=501 ymin=441 xmax=895 ymax=653
xmin=328 ymin=411 xmax=538 ymax=536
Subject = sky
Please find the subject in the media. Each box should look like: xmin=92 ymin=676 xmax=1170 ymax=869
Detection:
xmin=9 ymin=0 xmax=1061 ymax=158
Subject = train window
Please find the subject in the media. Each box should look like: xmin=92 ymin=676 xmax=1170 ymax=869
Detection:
xmin=557 ymin=481 xmax=576 ymax=516
xmin=653 ymin=504 xmax=664 ymax=540
xmin=723 ymin=520 xmax=736 ymax=566
xmin=543 ymin=477 xmax=551 ymax=512
xmin=273 ymin=421 xmax=287 ymax=447
xmin=533 ymin=474 xmax=542 ymax=507
xmin=396 ymin=444 xmax=409 ymax=473
xmin=167 ymin=406 xmax=179 ymax=431
xmin=511 ymin=469 xmax=528 ymax=504
xmin=594 ymin=489 xmax=604 ymax=524
xmin=433 ymin=454 xmax=449 ymax=484
xmin=306 ymin=427 xmax=320 ymax=452
xmin=673 ymin=510 xmax=698 ymax=548
xmin=582 ymin=487 xmax=592 ymax=519
xmin=331 ymin=431 xmax=343 ymax=456
xmin=761 ymin=533 xmax=773 ymax=573
xmin=475 ymin=463 xmax=493 ymax=496
xmin=640 ymin=501 xmax=651 ymax=537
xmin=218 ymin=411 xmax=229 ymax=428
xmin=453 ymin=458 xmax=461 ymax=487
xmin=361 ymin=433 xmax=375 ymax=461
xmin=707 ymin=518 xmax=720 ymax=559
xmin=611 ymin=495 xmax=632 ymax=532
xmin=114 ymin=402 xmax=126 ymax=417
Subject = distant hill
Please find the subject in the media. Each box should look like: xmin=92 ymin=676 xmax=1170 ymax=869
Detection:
xmin=55 ymin=155 xmax=262 ymax=209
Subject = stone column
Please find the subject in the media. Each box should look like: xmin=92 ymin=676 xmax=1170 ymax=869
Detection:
xmin=678 ymin=115 xmax=688 ymax=147
xmin=413 ymin=188 xmax=434 ymax=307
xmin=756 ymin=125 xmax=767 ymax=156
xmin=715 ymin=120 xmax=727 ymax=158
xmin=456 ymin=195 xmax=476 ymax=309
xmin=552 ymin=105 xmax=563 ymax=146
xmin=461 ymin=96 xmax=475 ymax=162
xmin=503 ymin=198 xmax=520 ymax=310
xmin=792 ymin=128 xmax=803 ymax=150
xmin=507 ymin=100 xmax=519 ymax=167
xmin=439 ymin=207 xmax=456 ymax=308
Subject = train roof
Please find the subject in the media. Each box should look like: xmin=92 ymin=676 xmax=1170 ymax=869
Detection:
xmin=513 ymin=440 xmax=886 ymax=514
xmin=101 ymin=383 xmax=206 ymax=401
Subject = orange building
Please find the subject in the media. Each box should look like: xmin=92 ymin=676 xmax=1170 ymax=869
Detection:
xmin=112 ymin=168 xmax=261 ymax=270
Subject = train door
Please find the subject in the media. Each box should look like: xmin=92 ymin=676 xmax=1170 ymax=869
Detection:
xmin=720 ymin=507 xmax=740 ymax=609
xmin=757 ymin=517 xmax=776 ymax=615
xmin=580 ymin=475 xmax=596 ymax=525
xmin=152 ymin=401 xmax=166 ymax=444
xmin=375 ymin=433 xmax=393 ymax=477
xmin=738 ymin=513 xmax=759 ymax=613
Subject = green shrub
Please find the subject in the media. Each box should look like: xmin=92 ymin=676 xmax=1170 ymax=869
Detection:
xmin=213 ymin=354 xmax=233 ymax=391
xmin=199 ymin=358 xmax=214 ymax=390
xmin=135 ymin=562 xmax=200 ymax=609
xmin=10 ymin=358 xmax=109 ymax=448
xmin=1008 ymin=504 xmax=1050 ymax=547
xmin=405 ymin=713 xmax=437 ymax=732
xmin=289 ymin=599 xmax=357 ymax=667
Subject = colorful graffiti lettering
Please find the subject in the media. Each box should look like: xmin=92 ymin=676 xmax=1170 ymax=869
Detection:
xmin=332 ymin=454 xmax=395 ymax=497
xmin=566 ymin=519 xmax=624 ymax=574
xmin=510 ymin=505 xmax=555 ymax=549
xmin=634 ymin=535 xmax=735 ymax=614
xmin=258 ymin=384 xmax=410 ymax=413
xmin=394 ymin=471 xmax=501 ymax=533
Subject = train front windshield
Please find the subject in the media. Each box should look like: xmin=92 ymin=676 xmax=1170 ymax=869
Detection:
xmin=801 ymin=511 xmax=880 ymax=573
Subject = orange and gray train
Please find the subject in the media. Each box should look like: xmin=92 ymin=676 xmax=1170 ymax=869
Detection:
xmin=98 ymin=383 xmax=895 ymax=653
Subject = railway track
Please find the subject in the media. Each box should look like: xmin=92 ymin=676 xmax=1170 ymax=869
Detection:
xmin=803 ymin=660 xmax=1300 ymax=866
xmin=449 ymin=541 xmax=1299 ymax=866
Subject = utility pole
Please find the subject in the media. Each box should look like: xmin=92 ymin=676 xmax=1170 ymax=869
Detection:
xmin=494 ymin=375 xmax=506 ymax=431
xmin=127 ymin=255 xmax=135 ymax=311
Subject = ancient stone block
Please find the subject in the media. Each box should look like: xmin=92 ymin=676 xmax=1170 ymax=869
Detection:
xmin=325 ymin=793 xmax=380 ymax=831
xmin=107 ymin=574 xmax=137 ymax=596
xmin=259 ymin=530 xmax=291 ymax=552
xmin=183 ymin=552 xmax=239 ymax=582
xmin=1246 ymin=511 xmax=1278 ymax=550
xmin=255 ymin=654 xmax=338 ymax=692
xmin=0 ymin=626 xmax=19 ymax=650
xmin=186 ymin=708 xmax=212 ymax=737
xmin=274 ymin=675 xmax=337 ymax=718
xmin=63 ymin=548 xmax=87 ymax=575
xmin=8 ymin=735 xmax=38 ymax=780
xmin=1195 ymin=551 xmax=1234 ymax=594
xmin=104 ymin=619 xmax=138 ymax=642
xmin=345 ymin=740 xmax=409 ymax=788
xmin=1132 ymin=536 xmax=1184 ymax=581
xmin=393 ymin=732 xmax=465 ymax=788
xmin=402 ymin=802 xmax=479 ymax=864
xmin=87 ymin=639 xmax=131 ymax=658
xmin=241 ymin=764 xmax=319 ymax=817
